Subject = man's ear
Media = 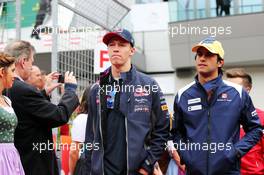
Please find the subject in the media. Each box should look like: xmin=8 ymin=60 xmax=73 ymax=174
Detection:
xmin=218 ymin=59 xmax=224 ymax=68
xmin=18 ymin=57 xmax=26 ymax=69
xmin=0 ymin=67 xmax=4 ymax=78
xmin=246 ymin=87 xmax=251 ymax=93
xmin=245 ymin=86 xmax=251 ymax=94
xmin=130 ymin=47 xmax=135 ymax=56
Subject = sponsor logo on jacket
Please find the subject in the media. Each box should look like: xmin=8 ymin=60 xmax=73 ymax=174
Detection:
xmin=217 ymin=93 xmax=232 ymax=102
xmin=134 ymin=87 xmax=150 ymax=97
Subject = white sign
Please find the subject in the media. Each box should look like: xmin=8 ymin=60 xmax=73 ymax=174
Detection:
xmin=130 ymin=2 xmax=169 ymax=32
xmin=94 ymin=43 xmax=111 ymax=74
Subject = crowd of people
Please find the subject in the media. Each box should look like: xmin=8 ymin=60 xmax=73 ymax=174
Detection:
xmin=0 ymin=29 xmax=263 ymax=175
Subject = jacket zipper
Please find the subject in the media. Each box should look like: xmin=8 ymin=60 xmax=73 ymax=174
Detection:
xmin=99 ymin=94 xmax=105 ymax=175
xmin=126 ymin=97 xmax=130 ymax=175
xmin=207 ymin=107 xmax=211 ymax=175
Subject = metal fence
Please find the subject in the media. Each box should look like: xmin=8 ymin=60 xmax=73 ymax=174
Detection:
xmin=0 ymin=0 xmax=131 ymax=95
xmin=52 ymin=0 xmax=131 ymax=96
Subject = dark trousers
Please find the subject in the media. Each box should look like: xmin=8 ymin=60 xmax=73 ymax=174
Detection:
xmin=221 ymin=5 xmax=230 ymax=16
xmin=216 ymin=0 xmax=223 ymax=16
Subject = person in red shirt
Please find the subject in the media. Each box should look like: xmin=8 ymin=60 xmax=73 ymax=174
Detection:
xmin=226 ymin=68 xmax=264 ymax=175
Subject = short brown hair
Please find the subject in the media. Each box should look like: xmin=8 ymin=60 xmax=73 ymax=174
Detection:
xmin=0 ymin=52 xmax=16 ymax=68
xmin=225 ymin=68 xmax=252 ymax=88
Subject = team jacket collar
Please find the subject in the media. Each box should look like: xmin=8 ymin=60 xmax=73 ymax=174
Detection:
xmin=99 ymin=65 xmax=136 ymax=85
xmin=195 ymin=74 xmax=223 ymax=92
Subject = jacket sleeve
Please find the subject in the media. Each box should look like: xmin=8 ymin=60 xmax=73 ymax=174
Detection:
xmin=262 ymin=133 xmax=264 ymax=160
xmin=40 ymin=89 xmax=51 ymax=101
xmin=141 ymin=80 xmax=170 ymax=173
xmin=83 ymin=84 xmax=99 ymax=161
xmin=85 ymin=84 xmax=98 ymax=144
xmin=17 ymin=83 xmax=79 ymax=128
xmin=172 ymin=94 xmax=186 ymax=144
xmin=261 ymin=113 xmax=264 ymax=159
xmin=257 ymin=110 xmax=264 ymax=159
xmin=171 ymin=94 xmax=188 ymax=166
xmin=235 ymin=90 xmax=263 ymax=157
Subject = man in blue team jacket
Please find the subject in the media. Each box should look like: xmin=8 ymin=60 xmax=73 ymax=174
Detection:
xmin=172 ymin=37 xmax=263 ymax=175
xmin=85 ymin=29 xmax=170 ymax=175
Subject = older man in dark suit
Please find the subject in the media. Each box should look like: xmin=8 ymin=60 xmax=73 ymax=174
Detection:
xmin=4 ymin=40 xmax=79 ymax=175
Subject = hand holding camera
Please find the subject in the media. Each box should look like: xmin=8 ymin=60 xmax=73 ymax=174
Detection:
xmin=44 ymin=71 xmax=62 ymax=95
xmin=64 ymin=71 xmax=77 ymax=85
xmin=44 ymin=71 xmax=77 ymax=95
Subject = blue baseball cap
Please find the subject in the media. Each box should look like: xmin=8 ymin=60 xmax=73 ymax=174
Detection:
xmin=103 ymin=29 xmax=135 ymax=47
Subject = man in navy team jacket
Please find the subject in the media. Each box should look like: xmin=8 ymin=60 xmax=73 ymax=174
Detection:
xmin=172 ymin=37 xmax=263 ymax=175
xmin=85 ymin=29 xmax=170 ymax=175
